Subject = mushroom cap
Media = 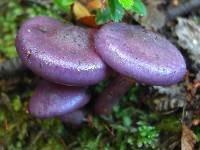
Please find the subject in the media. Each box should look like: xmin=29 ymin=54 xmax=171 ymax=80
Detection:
xmin=95 ymin=23 xmax=187 ymax=85
xmin=29 ymin=81 xmax=90 ymax=118
xmin=16 ymin=16 xmax=110 ymax=86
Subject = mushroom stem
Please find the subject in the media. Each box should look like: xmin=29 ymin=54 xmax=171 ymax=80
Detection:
xmin=94 ymin=74 xmax=134 ymax=115
xmin=59 ymin=109 xmax=86 ymax=126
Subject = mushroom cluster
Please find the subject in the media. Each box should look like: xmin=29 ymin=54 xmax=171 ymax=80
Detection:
xmin=16 ymin=16 xmax=187 ymax=125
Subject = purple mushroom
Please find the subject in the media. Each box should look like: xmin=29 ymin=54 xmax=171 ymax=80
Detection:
xmin=15 ymin=16 xmax=110 ymax=125
xmin=95 ymin=75 xmax=133 ymax=114
xmin=15 ymin=16 xmax=187 ymax=119
xmin=16 ymin=16 xmax=110 ymax=86
xmin=29 ymin=80 xmax=90 ymax=119
xmin=94 ymin=22 xmax=187 ymax=115
xmin=60 ymin=110 xmax=86 ymax=126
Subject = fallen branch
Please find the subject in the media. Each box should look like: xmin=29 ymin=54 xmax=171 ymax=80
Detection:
xmin=167 ymin=0 xmax=200 ymax=20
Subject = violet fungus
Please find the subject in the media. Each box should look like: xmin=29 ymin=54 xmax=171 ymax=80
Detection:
xmin=16 ymin=16 xmax=110 ymax=86
xmin=60 ymin=110 xmax=86 ymax=126
xmin=29 ymin=81 xmax=90 ymax=118
xmin=95 ymin=22 xmax=186 ymax=85
xmin=94 ymin=22 xmax=187 ymax=115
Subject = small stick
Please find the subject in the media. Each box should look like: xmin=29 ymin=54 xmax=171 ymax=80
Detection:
xmin=167 ymin=0 xmax=200 ymax=20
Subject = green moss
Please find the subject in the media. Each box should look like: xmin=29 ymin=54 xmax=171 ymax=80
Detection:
xmin=156 ymin=117 xmax=181 ymax=133
xmin=0 ymin=1 xmax=60 ymax=58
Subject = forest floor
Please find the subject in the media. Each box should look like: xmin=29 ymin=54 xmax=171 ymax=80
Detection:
xmin=0 ymin=0 xmax=200 ymax=150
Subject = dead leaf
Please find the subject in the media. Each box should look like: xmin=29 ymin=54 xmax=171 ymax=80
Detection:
xmin=192 ymin=118 xmax=200 ymax=126
xmin=86 ymin=0 xmax=104 ymax=10
xmin=153 ymin=84 xmax=185 ymax=97
xmin=78 ymin=15 xmax=99 ymax=28
xmin=133 ymin=0 xmax=166 ymax=30
xmin=181 ymin=125 xmax=196 ymax=150
xmin=175 ymin=18 xmax=200 ymax=56
xmin=175 ymin=18 xmax=200 ymax=80
xmin=73 ymin=1 xmax=92 ymax=20
xmin=73 ymin=1 xmax=99 ymax=27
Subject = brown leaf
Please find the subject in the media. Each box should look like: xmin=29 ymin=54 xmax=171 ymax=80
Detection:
xmin=78 ymin=15 xmax=99 ymax=28
xmin=181 ymin=125 xmax=196 ymax=150
xmin=73 ymin=1 xmax=99 ymax=27
xmin=73 ymin=1 xmax=92 ymax=20
xmin=86 ymin=0 xmax=104 ymax=10
xmin=192 ymin=118 xmax=200 ymax=126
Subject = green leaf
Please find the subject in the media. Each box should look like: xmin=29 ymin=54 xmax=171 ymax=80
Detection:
xmin=123 ymin=116 xmax=132 ymax=127
xmin=53 ymin=0 xmax=74 ymax=11
xmin=119 ymin=0 xmax=134 ymax=10
xmin=96 ymin=8 xmax=112 ymax=25
xmin=132 ymin=0 xmax=147 ymax=16
xmin=96 ymin=0 xmax=146 ymax=24
xmin=108 ymin=0 xmax=125 ymax=22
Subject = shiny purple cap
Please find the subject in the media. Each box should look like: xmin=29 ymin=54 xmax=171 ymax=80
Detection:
xmin=29 ymin=81 xmax=90 ymax=118
xmin=95 ymin=23 xmax=187 ymax=85
xmin=16 ymin=16 xmax=110 ymax=86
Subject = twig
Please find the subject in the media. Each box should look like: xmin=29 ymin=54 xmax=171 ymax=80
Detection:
xmin=0 ymin=57 xmax=27 ymax=78
xmin=167 ymin=0 xmax=200 ymax=20
xmin=30 ymin=130 xmax=45 ymax=146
